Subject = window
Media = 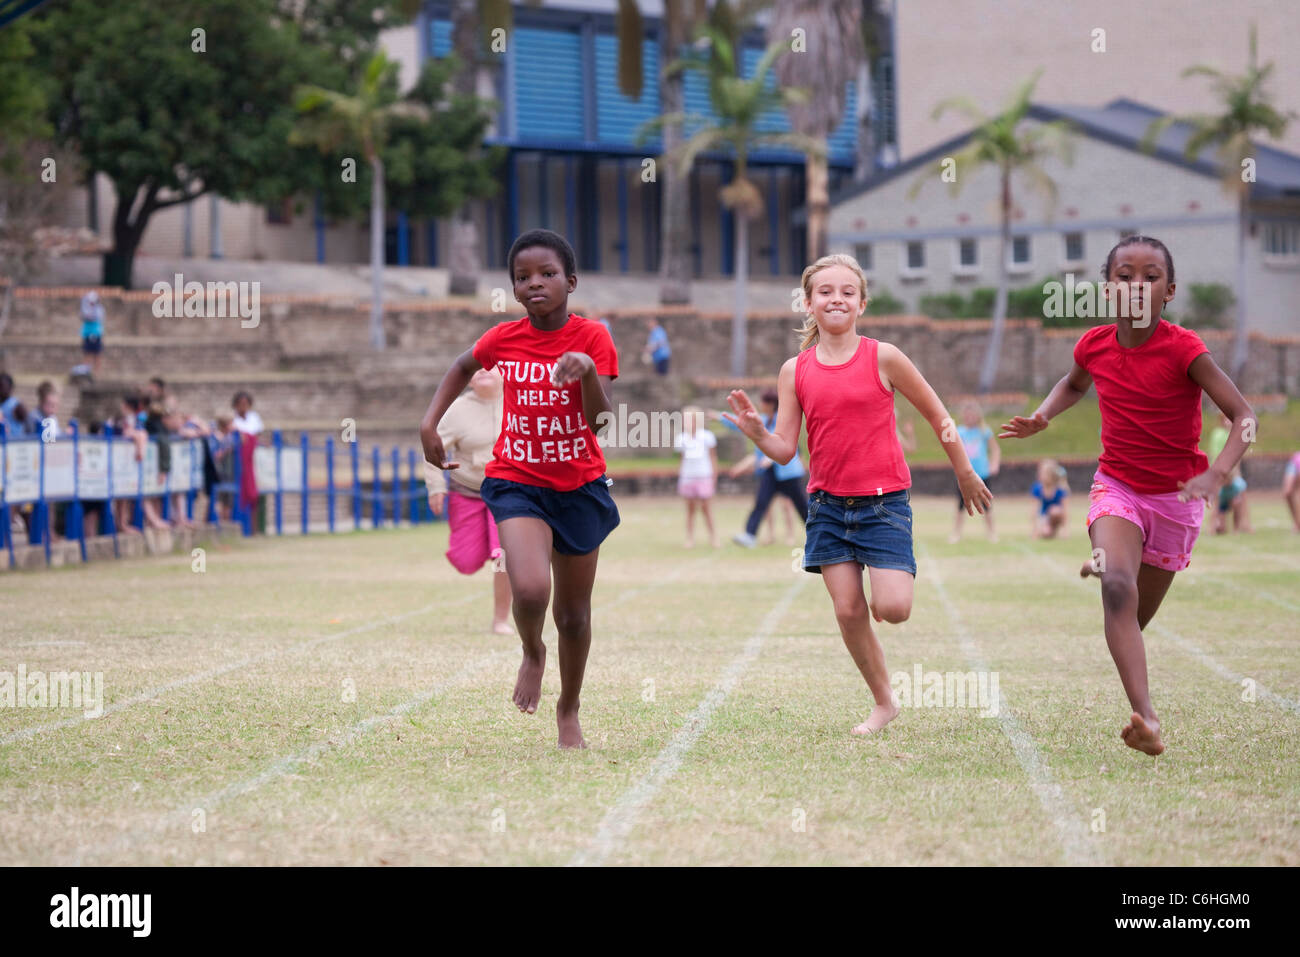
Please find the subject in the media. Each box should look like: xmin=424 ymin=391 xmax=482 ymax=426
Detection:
xmin=1063 ymin=232 xmax=1085 ymax=263
xmin=1263 ymin=223 xmax=1300 ymax=260
xmin=266 ymin=198 xmax=292 ymax=225
xmin=854 ymin=243 xmax=873 ymax=271
xmin=1011 ymin=235 xmax=1030 ymax=264
xmin=956 ymin=237 xmax=978 ymax=269
xmin=905 ymin=240 xmax=925 ymax=272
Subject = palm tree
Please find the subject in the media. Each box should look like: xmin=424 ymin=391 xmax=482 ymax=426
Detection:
xmin=641 ymin=28 xmax=823 ymax=375
xmin=1139 ymin=23 xmax=1295 ymax=379
xmin=292 ymin=51 xmax=427 ymax=350
xmin=445 ymin=0 xmax=510 ymax=296
xmin=769 ymin=0 xmax=862 ymax=261
xmin=908 ymin=71 xmax=1074 ymax=394
xmin=616 ymin=0 xmax=711 ymax=304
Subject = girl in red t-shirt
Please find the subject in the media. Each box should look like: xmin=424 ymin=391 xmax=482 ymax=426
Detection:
xmin=725 ymin=254 xmax=992 ymax=736
xmin=421 ymin=229 xmax=619 ymax=750
xmin=1001 ymin=236 xmax=1255 ymax=756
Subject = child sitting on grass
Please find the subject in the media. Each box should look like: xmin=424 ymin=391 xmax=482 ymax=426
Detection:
xmin=1031 ymin=459 xmax=1069 ymax=539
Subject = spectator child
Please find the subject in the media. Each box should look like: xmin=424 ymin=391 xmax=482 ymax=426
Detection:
xmin=1207 ymin=411 xmax=1252 ymax=534
xmin=80 ymin=291 xmax=105 ymax=378
xmin=673 ymin=405 xmax=719 ymax=548
xmin=425 ymin=367 xmax=513 ymax=634
xmin=950 ymin=399 xmax=1000 ymax=543
xmin=1031 ymin=459 xmax=1070 ymax=539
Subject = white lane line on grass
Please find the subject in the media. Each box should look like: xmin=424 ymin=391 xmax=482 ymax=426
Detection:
xmin=1 ymin=597 xmax=467 ymax=746
xmin=1016 ymin=543 xmax=1300 ymax=715
xmin=70 ymin=649 xmax=510 ymax=866
xmin=569 ymin=576 xmax=808 ymax=867
xmin=919 ymin=544 xmax=1103 ymax=867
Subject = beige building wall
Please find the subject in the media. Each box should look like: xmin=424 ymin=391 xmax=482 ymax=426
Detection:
xmin=893 ymin=0 xmax=1300 ymax=160
xmin=827 ymin=118 xmax=1300 ymax=334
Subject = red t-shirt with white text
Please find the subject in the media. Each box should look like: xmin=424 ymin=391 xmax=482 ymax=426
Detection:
xmin=1073 ymin=320 xmax=1210 ymax=493
xmin=472 ymin=314 xmax=618 ymax=491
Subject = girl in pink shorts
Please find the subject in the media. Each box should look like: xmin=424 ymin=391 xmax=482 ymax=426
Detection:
xmin=426 ymin=367 xmax=513 ymax=634
xmin=1002 ymin=236 xmax=1255 ymax=756
xmin=673 ymin=406 xmax=719 ymax=548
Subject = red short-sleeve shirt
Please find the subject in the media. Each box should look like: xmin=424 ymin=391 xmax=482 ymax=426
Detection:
xmin=472 ymin=314 xmax=618 ymax=491
xmin=1073 ymin=320 xmax=1210 ymax=493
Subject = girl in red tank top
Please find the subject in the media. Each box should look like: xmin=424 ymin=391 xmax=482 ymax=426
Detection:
xmin=724 ymin=254 xmax=992 ymax=737
xmin=1000 ymin=236 xmax=1255 ymax=757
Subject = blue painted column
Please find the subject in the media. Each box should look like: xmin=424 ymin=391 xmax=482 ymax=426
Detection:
xmin=538 ymin=154 xmax=549 ymax=229
xmin=767 ymin=166 xmax=780 ymax=276
xmin=720 ymin=160 xmax=735 ymax=277
xmin=396 ymin=211 xmax=410 ymax=266
xmin=565 ymin=156 xmax=576 ymax=241
xmin=505 ymin=151 xmax=519 ymax=246
xmin=314 ymin=190 xmax=326 ymax=263
xmin=690 ymin=164 xmax=702 ymax=278
xmin=617 ymin=158 xmax=629 ymax=273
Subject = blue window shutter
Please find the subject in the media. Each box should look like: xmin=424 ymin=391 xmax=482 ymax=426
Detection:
xmin=514 ymin=26 xmax=584 ymax=141
xmin=594 ymin=33 xmax=661 ymax=146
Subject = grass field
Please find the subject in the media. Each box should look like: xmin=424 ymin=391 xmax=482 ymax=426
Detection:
xmin=1 ymin=495 xmax=1297 ymax=866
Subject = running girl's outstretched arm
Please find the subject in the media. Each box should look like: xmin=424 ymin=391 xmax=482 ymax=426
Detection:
xmin=1180 ymin=355 xmax=1255 ymax=504
xmin=420 ymin=348 xmax=481 ymax=470
xmin=1000 ymin=362 xmax=1092 ymax=439
xmin=722 ymin=357 xmax=802 ymax=465
xmin=879 ymin=342 xmax=992 ymax=514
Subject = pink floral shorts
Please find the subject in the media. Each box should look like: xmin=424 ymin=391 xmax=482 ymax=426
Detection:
xmin=1086 ymin=469 xmax=1204 ymax=571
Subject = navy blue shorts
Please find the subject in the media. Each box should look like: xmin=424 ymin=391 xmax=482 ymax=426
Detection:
xmin=802 ymin=488 xmax=916 ymax=576
xmin=81 ymin=334 xmax=103 ymax=355
xmin=480 ymin=475 xmax=620 ymax=555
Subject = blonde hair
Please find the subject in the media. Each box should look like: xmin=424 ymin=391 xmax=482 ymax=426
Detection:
xmin=795 ymin=254 xmax=869 ymax=351
xmin=1039 ymin=458 xmax=1068 ymax=492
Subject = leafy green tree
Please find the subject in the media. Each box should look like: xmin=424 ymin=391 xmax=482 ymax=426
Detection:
xmin=293 ymin=52 xmax=500 ymax=348
xmin=27 ymin=0 xmax=420 ymax=288
xmin=1140 ymin=23 xmax=1295 ymax=378
xmin=643 ymin=25 xmax=822 ymax=375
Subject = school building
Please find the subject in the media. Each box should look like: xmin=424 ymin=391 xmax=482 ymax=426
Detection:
xmin=64 ymin=0 xmax=890 ymax=280
xmin=825 ymin=97 xmax=1300 ymax=336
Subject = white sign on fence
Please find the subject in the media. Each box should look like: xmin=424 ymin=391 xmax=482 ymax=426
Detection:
xmin=2 ymin=437 xmax=199 ymax=504
xmin=2 ymin=435 xmax=313 ymax=505
xmin=254 ymin=446 xmax=304 ymax=494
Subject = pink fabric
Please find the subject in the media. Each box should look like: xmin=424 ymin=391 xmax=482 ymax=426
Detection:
xmin=445 ymin=487 xmax=502 ymax=574
xmin=1085 ymin=469 xmax=1204 ymax=571
xmin=677 ymin=476 xmax=715 ymax=499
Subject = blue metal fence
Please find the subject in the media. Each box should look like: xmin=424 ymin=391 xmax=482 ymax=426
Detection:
xmin=0 ymin=423 xmax=439 ymax=569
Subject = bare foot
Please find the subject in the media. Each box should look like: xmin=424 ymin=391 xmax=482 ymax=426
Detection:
xmin=557 ymin=707 xmax=587 ymax=749
xmin=947 ymin=532 xmax=960 ymax=544
xmin=491 ymin=620 xmax=514 ymax=636
xmin=1121 ymin=712 xmax=1165 ymax=755
xmin=851 ymin=700 xmax=900 ymax=735
xmin=1080 ymin=557 xmax=1099 ymax=578
xmin=684 ymin=539 xmax=694 ymax=549
xmin=868 ymin=601 xmax=883 ymax=623
xmin=512 ymin=647 xmax=545 ymax=714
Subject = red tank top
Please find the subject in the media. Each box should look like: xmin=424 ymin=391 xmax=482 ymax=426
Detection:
xmin=795 ymin=336 xmax=911 ymax=496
